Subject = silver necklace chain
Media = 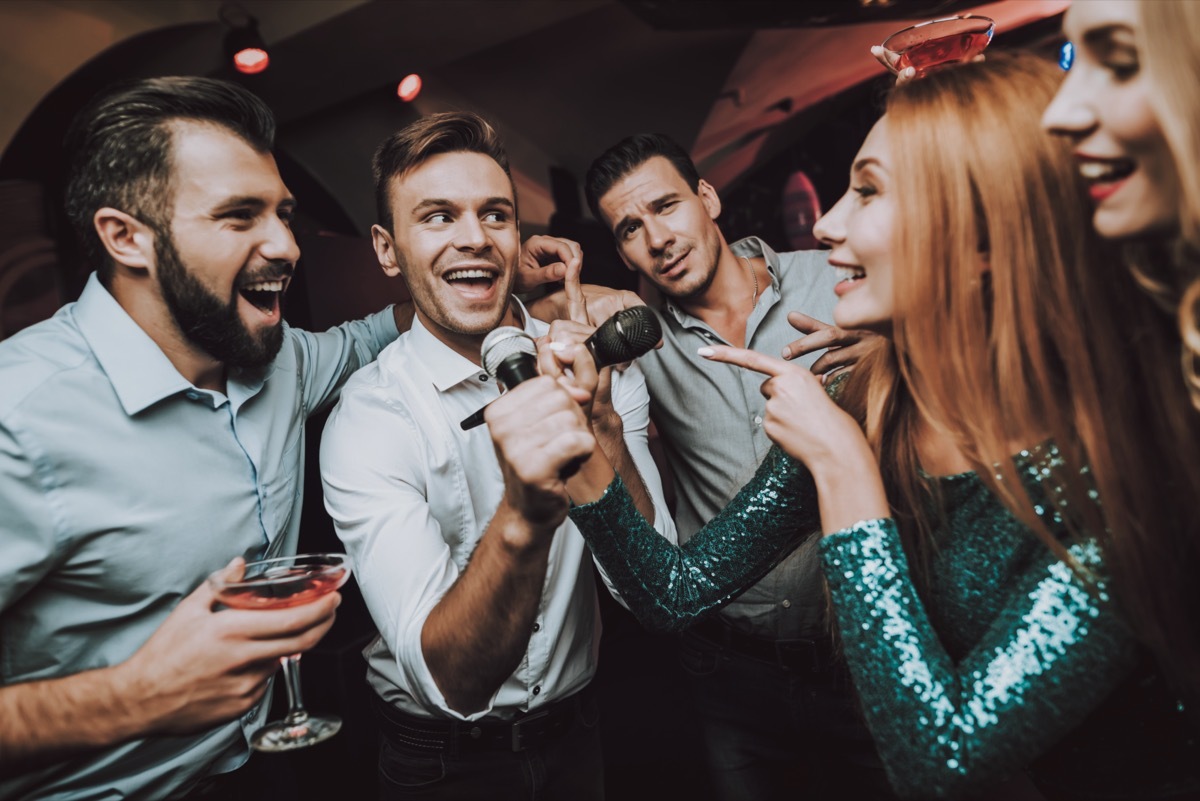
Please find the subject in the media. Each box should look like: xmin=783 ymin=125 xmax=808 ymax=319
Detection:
xmin=740 ymin=255 xmax=759 ymax=309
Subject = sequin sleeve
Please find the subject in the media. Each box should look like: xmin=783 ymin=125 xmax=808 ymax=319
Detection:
xmin=821 ymin=517 xmax=1137 ymax=798
xmin=570 ymin=444 xmax=819 ymax=632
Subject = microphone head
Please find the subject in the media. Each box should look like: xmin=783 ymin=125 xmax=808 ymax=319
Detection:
xmin=481 ymin=326 xmax=537 ymax=379
xmin=587 ymin=306 xmax=663 ymax=367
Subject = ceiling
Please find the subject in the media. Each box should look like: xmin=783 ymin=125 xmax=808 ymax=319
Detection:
xmin=0 ymin=0 xmax=1070 ymax=238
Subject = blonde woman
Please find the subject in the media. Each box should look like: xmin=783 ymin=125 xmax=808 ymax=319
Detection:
xmin=1042 ymin=0 xmax=1200 ymax=717
xmin=542 ymin=55 xmax=1199 ymax=798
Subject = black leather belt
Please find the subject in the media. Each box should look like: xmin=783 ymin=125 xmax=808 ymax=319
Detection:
xmin=689 ymin=617 xmax=836 ymax=673
xmin=370 ymin=685 xmax=589 ymax=754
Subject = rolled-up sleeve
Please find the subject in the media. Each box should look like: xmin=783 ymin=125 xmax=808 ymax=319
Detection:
xmin=319 ymin=385 xmax=473 ymax=717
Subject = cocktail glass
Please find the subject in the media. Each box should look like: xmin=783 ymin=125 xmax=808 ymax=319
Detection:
xmin=208 ymin=552 xmax=352 ymax=752
xmin=881 ymin=15 xmax=995 ymax=78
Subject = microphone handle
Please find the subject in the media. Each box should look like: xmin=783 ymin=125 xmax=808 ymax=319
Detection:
xmin=495 ymin=352 xmax=539 ymax=389
xmin=461 ymin=404 xmax=488 ymax=431
xmin=461 ymin=352 xmax=539 ymax=431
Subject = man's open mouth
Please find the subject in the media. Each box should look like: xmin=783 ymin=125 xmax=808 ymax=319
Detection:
xmin=239 ymin=278 xmax=286 ymax=314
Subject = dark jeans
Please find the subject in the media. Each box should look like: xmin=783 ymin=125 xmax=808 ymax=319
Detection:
xmin=679 ymin=626 xmax=894 ymax=801
xmin=375 ymin=692 xmax=605 ymax=801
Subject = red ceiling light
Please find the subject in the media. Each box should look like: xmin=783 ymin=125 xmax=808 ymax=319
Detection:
xmin=221 ymin=3 xmax=270 ymax=75
xmin=397 ymin=74 xmax=423 ymax=102
xmin=233 ymin=47 xmax=269 ymax=75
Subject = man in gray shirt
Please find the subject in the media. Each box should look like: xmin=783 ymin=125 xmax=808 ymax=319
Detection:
xmin=579 ymin=134 xmax=892 ymax=800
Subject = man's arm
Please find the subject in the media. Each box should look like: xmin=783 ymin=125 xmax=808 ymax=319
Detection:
xmin=0 ymin=424 xmax=339 ymax=772
xmin=0 ymin=570 xmax=337 ymax=773
xmin=519 ymin=235 xmax=644 ymax=328
xmin=423 ymin=376 xmax=594 ymax=713
xmin=321 ymin=373 xmax=595 ymax=717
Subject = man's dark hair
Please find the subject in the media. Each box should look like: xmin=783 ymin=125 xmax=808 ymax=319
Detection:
xmin=63 ymin=76 xmax=276 ymax=286
xmin=584 ymin=133 xmax=701 ymax=230
xmin=373 ymin=111 xmax=515 ymax=233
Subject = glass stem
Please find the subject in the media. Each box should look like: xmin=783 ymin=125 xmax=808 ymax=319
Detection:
xmin=279 ymin=654 xmax=310 ymax=725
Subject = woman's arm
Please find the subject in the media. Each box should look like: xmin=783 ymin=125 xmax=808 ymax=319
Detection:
xmin=822 ymin=515 xmax=1135 ymax=799
xmin=569 ymin=444 xmax=820 ymax=632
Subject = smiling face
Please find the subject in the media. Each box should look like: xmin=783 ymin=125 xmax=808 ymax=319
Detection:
xmin=812 ymin=117 xmax=897 ymax=334
xmin=1042 ymin=0 xmax=1180 ymax=239
xmin=160 ymin=122 xmax=299 ymax=368
xmin=597 ymin=156 xmax=725 ymax=301
xmin=373 ymin=150 xmax=520 ymax=360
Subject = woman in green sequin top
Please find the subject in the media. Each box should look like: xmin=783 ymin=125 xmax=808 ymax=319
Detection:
xmin=551 ymin=55 xmax=1198 ymax=798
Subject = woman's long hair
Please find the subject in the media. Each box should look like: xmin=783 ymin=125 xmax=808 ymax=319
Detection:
xmin=1140 ymin=1 xmax=1200 ymax=410
xmin=837 ymin=53 xmax=1200 ymax=705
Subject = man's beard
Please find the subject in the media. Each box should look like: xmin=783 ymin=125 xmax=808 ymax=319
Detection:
xmin=156 ymin=232 xmax=285 ymax=371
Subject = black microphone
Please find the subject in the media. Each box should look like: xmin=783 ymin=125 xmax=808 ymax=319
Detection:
xmin=481 ymin=326 xmax=539 ymax=390
xmin=460 ymin=327 xmax=538 ymax=430
xmin=582 ymin=305 xmax=662 ymax=369
xmin=459 ymin=306 xmax=662 ymax=431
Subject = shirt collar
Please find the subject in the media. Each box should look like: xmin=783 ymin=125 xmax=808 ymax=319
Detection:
xmin=408 ymin=297 xmax=533 ymax=393
xmin=73 ymin=273 xmax=194 ymax=416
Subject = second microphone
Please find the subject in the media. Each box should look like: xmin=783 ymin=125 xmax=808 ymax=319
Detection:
xmin=460 ymin=305 xmax=662 ymax=431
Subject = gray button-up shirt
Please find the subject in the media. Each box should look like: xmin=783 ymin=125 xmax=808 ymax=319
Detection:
xmin=638 ymin=237 xmax=839 ymax=640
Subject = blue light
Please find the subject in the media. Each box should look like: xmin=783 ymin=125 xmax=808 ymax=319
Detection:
xmin=1059 ymin=41 xmax=1075 ymax=71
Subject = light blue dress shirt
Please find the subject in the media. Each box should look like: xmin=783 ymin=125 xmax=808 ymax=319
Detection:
xmin=0 ymin=273 xmax=397 ymax=800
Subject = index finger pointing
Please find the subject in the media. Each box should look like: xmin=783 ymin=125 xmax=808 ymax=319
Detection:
xmin=697 ymin=344 xmax=791 ymax=378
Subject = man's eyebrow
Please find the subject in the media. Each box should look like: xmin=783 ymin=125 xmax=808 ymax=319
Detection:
xmin=411 ymin=196 xmax=514 ymax=216
xmin=210 ymin=195 xmax=297 ymax=213
xmin=410 ymin=198 xmax=449 ymax=215
xmin=612 ymin=192 xmax=680 ymax=236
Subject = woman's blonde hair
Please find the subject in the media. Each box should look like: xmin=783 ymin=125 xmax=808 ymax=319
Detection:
xmin=1139 ymin=0 xmax=1200 ymax=408
xmin=837 ymin=53 xmax=1200 ymax=704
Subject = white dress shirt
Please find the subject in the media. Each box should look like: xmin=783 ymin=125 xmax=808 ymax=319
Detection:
xmin=320 ymin=303 xmax=675 ymax=722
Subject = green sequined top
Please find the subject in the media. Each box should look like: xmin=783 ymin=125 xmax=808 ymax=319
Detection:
xmin=570 ymin=443 xmax=1196 ymax=798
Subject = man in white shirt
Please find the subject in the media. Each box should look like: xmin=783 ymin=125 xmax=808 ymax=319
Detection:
xmin=319 ymin=111 xmax=674 ymax=800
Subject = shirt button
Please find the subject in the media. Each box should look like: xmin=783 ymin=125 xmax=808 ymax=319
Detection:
xmin=470 ymin=726 xmax=482 ymax=739
xmin=781 ymin=599 xmax=792 ymax=608
xmin=533 ymin=685 xmax=541 ymax=696
xmin=753 ymin=416 xmax=763 ymax=426
xmin=479 ymin=374 xmax=489 ymax=382
xmin=186 ymin=391 xmax=200 ymax=400
xmin=532 ymin=622 xmax=541 ymax=633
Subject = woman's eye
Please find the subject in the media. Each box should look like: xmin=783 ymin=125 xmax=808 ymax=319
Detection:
xmin=1059 ymin=41 xmax=1075 ymax=72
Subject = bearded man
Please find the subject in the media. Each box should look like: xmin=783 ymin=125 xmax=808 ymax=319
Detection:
xmin=0 ymin=76 xmax=408 ymax=800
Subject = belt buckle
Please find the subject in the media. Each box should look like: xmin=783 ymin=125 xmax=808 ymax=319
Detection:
xmin=510 ymin=709 xmax=550 ymax=751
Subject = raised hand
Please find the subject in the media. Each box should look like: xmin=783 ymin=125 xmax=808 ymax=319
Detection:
xmin=698 ymin=344 xmax=865 ymax=471
xmin=780 ymin=311 xmax=876 ymax=382
xmin=521 ymin=234 xmax=646 ymax=329
xmin=871 ymin=44 xmax=918 ymax=83
xmin=516 ymin=235 xmax=582 ymax=294
xmin=698 ymin=344 xmax=889 ymax=533
xmin=486 ymin=375 xmax=596 ymax=529
xmin=537 ymin=329 xmax=615 ymax=428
